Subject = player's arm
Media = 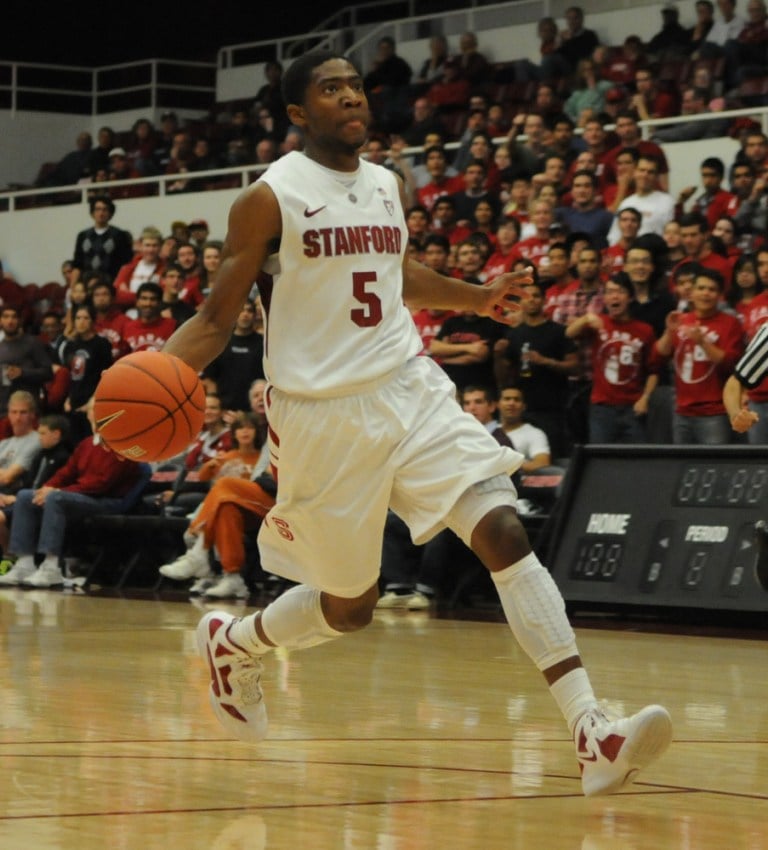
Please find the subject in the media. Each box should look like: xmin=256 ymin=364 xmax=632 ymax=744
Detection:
xmin=163 ymin=182 xmax=281 ymax=372
xmin=392 ymin=177 xmax=531 ymax=323
xmin=723 ymin=373 xmax=759 ymax=432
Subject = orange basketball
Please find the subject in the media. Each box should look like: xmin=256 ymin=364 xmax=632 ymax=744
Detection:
xmin=93 ymin=351 xmax=205 ymax=462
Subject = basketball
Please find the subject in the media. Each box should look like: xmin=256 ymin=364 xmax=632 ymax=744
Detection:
xmin=93 ymin=351 xmax=206 ymax=462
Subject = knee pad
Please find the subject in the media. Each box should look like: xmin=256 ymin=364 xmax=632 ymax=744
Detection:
xmin=444 ymin=474 xmax=518 ymax=547
xmin=493 ymin=556 xmax=577 ymax=670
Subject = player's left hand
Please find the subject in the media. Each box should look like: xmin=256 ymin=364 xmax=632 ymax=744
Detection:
xmin=477 ymin=267 xmax=534 ymax=325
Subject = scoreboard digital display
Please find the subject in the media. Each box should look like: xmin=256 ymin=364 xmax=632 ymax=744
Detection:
xmin=546 ymin=446 xmax=768 ymax=613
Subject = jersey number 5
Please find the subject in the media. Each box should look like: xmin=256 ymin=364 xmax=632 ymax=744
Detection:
xmin=351 ymin=271 xmax=383 ymax=327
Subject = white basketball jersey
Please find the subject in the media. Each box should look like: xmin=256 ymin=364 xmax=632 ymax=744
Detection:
xmin=257 ymin=152 xmax=423 ymax=397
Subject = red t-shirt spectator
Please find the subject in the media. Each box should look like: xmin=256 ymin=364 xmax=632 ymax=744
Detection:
xmin=588 ymin=316 xmax=657 ymax=405
xmin=418 ymin=176 xmax=465 ymax=212
xmin=661 ymin=311 xmax=744 ymax=416
xmin=122 ymin=316 xmax=177 ymax=353
xmin=95 ymin=309 xmax=130 ymax=360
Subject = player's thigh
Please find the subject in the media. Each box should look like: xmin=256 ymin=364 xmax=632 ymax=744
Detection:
xmin=259 ymin=388 xmax=396 ymax=597
xmin=390 ymin=359 xmax=521 ymax=545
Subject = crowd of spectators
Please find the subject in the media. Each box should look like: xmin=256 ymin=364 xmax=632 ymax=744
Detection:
xmin=3 ymin=2 xmax=768 ymax=603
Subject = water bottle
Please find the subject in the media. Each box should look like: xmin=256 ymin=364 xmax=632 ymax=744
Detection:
xmin=520 ymin=342 xmax=531 ymax=377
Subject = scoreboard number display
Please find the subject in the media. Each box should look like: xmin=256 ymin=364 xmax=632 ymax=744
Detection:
xmin=546 ymin=446 xmax=768 ymax=613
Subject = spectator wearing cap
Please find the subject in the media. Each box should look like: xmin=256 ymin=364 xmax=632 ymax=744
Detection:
xmin=73 ymin=195 xmax=133 ymax=284
xmin=188 ymin=219 xmax=210 ymax=250
xmin=107 ymin=147 xmax=143 ymax=198
xmin=600 ymin=86 xmax=631 ymax=124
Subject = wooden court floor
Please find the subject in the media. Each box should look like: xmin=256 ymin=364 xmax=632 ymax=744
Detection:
xmin=1 ymin=589 xmax=767 ymax=850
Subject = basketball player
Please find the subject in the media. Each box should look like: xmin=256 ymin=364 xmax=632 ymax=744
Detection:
xmin=162 ymin=52 xmax=672 ymax=796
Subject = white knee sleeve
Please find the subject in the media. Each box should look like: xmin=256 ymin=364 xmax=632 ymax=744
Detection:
xmin=260 ymin=584 xmax=343 ymax=650
xmin=444 ymin=474 xmax=518 ymax=547
xmin=492 ymin=553 xmax=577 ymax=671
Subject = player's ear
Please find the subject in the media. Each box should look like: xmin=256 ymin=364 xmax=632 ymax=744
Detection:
xmin=286 ymin=104 xmax=306 ymax=128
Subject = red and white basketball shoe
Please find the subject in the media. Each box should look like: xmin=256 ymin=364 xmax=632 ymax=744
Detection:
xmin=196 ymin=611 xmax=268 ymax=742
xmin=575 ymin=704 xmax=672 ymax=796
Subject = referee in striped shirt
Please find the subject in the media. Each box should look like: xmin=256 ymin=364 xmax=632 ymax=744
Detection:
xmin=723 ymin=323 xmax=768 ymax=435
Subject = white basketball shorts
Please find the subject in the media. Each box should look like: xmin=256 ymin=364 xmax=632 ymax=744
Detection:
xmin=258 ymin=356 xmax=524 ymax=597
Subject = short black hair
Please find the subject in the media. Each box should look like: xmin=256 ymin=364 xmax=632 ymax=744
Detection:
xmin=40 ymin=414 xmax=71 ymax=443
xmin=89 ymin=194 xmax=115 ymax=217
xmin=282 ymin=52 xmax=358 ymax=106
xmin=696 ymin=266 xmax=725 ymax=291
xmin=607 ymin=271 xmax=635 ymax=299
xmin=423 ymin=234 xmax=450 ymax=252
xmin=136 ymin=282 xmax=163 ymax=300
xmin=679 ymin=211 xmax=708 ymax=232
xmin=701 ymin=157 xmax=725 ymax=178
xmin=73 ymin=302 xmax=97 ymax=322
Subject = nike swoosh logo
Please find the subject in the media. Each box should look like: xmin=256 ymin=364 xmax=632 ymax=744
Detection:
xmin=95 ymin=409 xmax=125 ymax=431
xmin=304 ymin=205 xmax=327 ymax=218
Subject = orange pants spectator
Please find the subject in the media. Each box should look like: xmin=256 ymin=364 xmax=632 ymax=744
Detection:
xmin=189 ymin=477 xmax=276 ymax=574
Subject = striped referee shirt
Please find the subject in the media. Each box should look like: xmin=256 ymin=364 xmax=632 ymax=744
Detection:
xmin=735 ymin=323 xmax=768 ymax=388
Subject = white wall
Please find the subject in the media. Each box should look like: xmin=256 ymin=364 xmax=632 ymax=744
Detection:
xmin=0 ymin=108 xmax=211 ymax=192
xmin=0 ymin=189 xmax=240 ymax=285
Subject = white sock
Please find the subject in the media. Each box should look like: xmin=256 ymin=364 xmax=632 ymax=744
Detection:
xmin=549 ymin=668 xmax=599 ymax=735
xmin=40 ymin=555 xmax=60 ymax=571
xmin=230 ymin=584 xmax=343 ymax=654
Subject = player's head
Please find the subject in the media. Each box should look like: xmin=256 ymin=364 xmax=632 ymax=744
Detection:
xmin=282 ymin=52 xmax=360 ymax=107
xmin=283 ymin=53 xmax=367 ymax=152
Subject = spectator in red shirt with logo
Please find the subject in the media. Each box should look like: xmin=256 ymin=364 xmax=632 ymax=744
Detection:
xmin=566 ymin=274 xmax=658 ymax=442
xmin=122 ymin=283 xmax=177 ymax=353
xmin=654 ymin=267 xmax=744 ymax=444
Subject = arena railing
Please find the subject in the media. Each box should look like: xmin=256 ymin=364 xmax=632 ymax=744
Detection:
xmin=3 ymin=105 xmax=768 ymax=215
xmin=0 ymin=58 xmax=217 ymax=116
